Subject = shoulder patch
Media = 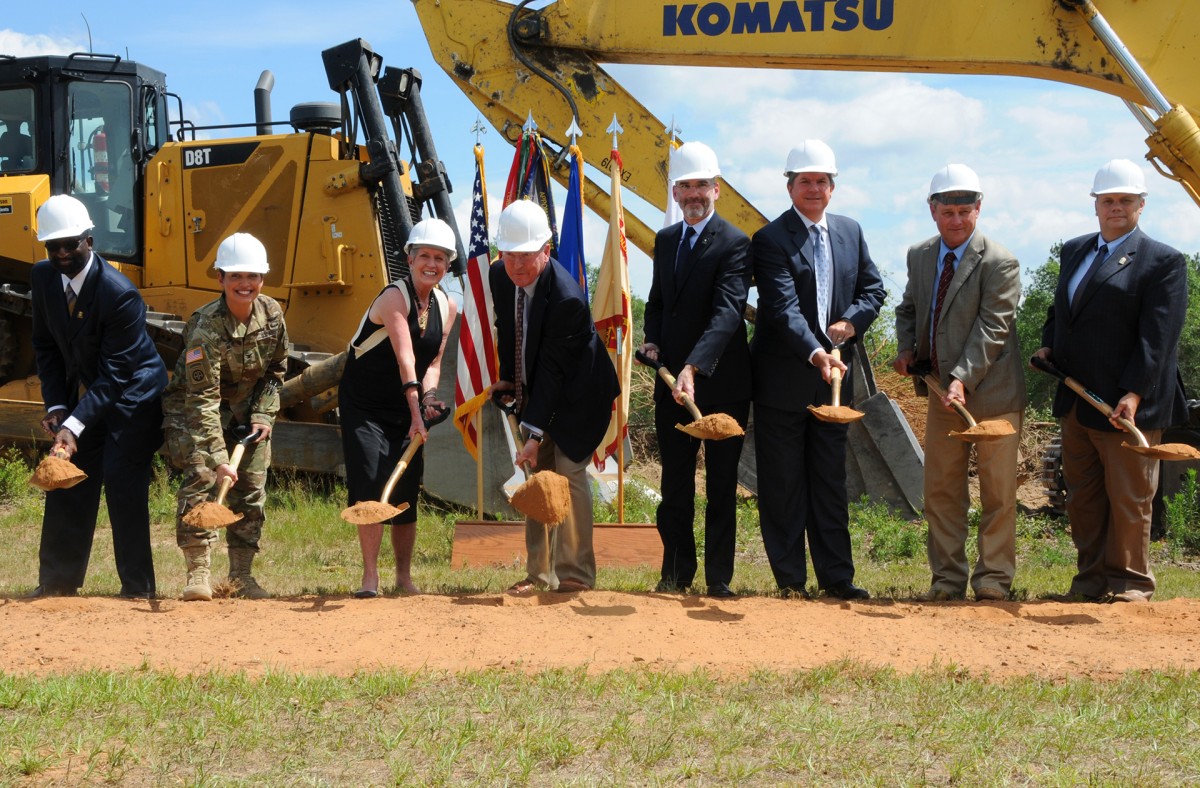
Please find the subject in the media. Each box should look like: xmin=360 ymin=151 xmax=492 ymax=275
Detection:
xmin=185 ymin=346 xmax=206 ymax=364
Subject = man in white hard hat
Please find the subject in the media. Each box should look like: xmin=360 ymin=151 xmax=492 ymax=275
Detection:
xmin=29 ymin=194 xmax=168 ymax=598
xmin=162 ymin=232 xmax=289 ymax=601
xmin=892 ymin=164 xmax=1025 ymax=602
xmin=750 ymin=139 xmax=885 ymax=600
xmin=1034 ymin=159 xmax=1188 ymax=603
xmin=638 ymin=141 xmax=751 ymax=598
xmin=489 ymin=200 xmax=619 ymax=595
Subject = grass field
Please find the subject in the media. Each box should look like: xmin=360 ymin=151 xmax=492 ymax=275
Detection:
xmin=3 ymin=451 xmax=1200 ymax=784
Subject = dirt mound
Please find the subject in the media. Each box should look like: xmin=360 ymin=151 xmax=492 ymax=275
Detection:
xmin=5 ymin=593 xmax=1200 ymax=680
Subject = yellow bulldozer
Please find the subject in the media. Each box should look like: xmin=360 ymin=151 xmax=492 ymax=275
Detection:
xmin=0 ymin=38 xmax=521 ymax=510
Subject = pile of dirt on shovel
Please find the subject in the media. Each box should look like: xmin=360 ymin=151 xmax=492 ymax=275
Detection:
xmin=689 ymin=412 xmax=744 ymax=437
xmin=28 ymin=456 xmax=86 ymax=490
xmin=511 ymin=471 xmax=571 ymax=525
xmin=183 ymin=502 xmax=242 ymax=529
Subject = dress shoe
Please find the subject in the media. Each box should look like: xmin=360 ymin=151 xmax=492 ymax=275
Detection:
xmin=353 ymin=589 xmax=379 ymax=599
xmin=1048 ymin=590 xmax=1111 ymax=604
xmin=779 ymin=585 xmax=812 ymax=600
xmin=506 ymin=579 xmax=539 ymax=595
xmin=706 ymin=583 xmax=736 ymax=599
xmin=654 ymin=579 xmax=686 ymax=593
xmin=973 ymin=587 xmax=1007 ymax=602
xmin=118 ymin=590 xmax=156 ymax=600
xmin=824 ymin=581 xmax=870 ymax=600
xmin=920 ymin=588 xmax=965 ymax=602
xmin=25 ymin=585 xmax=76 ymax=599
xmin=1111 ymin=589 xmax=1151 ymax=603
xmin=554 ymin=578 xmax=591 ymax=594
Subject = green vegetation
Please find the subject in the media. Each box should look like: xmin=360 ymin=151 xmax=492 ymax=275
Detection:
xmin=1164 ymin=469 xmax=1200 ymax=557
xmin=2 ymin=667 xmax=1200 ymax=784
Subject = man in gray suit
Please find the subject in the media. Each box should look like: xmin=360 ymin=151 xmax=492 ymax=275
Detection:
xmin=1035 ymin=159 xmax=1188 ymax=603
xmin=893 ymin=164 xmax=1025 ymax=602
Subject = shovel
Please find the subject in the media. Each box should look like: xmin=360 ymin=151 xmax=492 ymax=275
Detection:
xmin=495 ymin=401 xmax=571 ymax=526
xmin=634 ymin=349 xmax=743 ymax=439
xmin=807 ymin=346 xmax=864 ymax=424
xmin=340 ymin=404 xmax=451 ymax=525
xmin=908 ymin=362 xmax=1015 ymax=442
xmin=1031 ymin=355 xmax=1200 ymax=460
xmin=29 ymin=447 xmax=88 ymax=492
xmin=181 ymin=427 xmax=262 ymax=530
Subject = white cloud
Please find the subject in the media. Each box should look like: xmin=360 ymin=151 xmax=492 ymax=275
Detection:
xmin=0 ymin=29 xmax=81 ymax=56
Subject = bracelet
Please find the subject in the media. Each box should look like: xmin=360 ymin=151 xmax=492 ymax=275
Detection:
xmin=421 ymin=390 xmax=437 ymax=401
xmin=402 ymin=380 xmax=421 ymax=393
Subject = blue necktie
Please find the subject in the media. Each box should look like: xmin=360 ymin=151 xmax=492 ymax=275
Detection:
xmin=675 ymin=225 xmax=696 ymax=276
xmin=1071 ymin=243 xmax=1108 ymax=310
xmin=811 ymin=224 xmax=831 ymax=332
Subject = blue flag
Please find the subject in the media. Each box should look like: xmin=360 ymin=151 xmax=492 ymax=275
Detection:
xmin=557 ymin=145 xmax=588 ymax=298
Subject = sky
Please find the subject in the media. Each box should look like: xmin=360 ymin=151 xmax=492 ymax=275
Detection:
xmin=5 ymin=1 xmax=1199 ymax=307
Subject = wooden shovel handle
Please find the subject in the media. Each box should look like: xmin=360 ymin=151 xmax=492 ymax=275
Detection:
xmin=922 ymin=375 xmax=978 ymax=429
xmin=1029 ymin=356 xmax=1148 ymax=447
xmin=505 ymin=412 xmax=534 ymax=480
xmin=213 ymin=442 xmax=246 ymax=507
xmin=379 ymin=434 xmax=426 ymax=503
xmin=634 ymin=348 xmax=704 ymax=422
xmin=829 ymin=348 xmax=845 ymax=408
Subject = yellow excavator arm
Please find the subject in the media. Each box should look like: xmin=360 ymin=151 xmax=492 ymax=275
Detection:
xmin=414 ymin=0 xmax=1200 ymax=252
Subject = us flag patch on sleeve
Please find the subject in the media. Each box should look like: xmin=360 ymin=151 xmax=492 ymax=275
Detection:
xmin=185 ymin=346 xmax=205 ymax=364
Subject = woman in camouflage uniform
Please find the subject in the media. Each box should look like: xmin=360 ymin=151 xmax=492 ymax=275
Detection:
xmin=163 ymin=233 xmax=289 ymax=601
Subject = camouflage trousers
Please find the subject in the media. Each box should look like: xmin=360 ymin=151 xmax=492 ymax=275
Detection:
xmin=165 ymin=420 xmax=270 ymax=551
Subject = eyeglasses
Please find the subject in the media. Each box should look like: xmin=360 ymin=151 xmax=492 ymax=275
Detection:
xmin=44 ymin=236 xmax=87 ymax=254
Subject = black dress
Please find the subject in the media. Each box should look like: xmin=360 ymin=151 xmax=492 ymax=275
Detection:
xmin=338 ymin=280 xmax=444 ymax=524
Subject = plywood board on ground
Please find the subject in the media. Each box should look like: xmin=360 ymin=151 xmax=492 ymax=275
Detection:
xmin=451 ymin=521 xmax=660 ymax=568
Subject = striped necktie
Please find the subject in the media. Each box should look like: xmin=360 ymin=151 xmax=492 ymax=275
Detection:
xmin=65 ymin=284 xmax=77 ymax=318
xmin=930 ymin=252 xmax=956 ymax=376
xmin=514 ymin=287 xmax=526 ymax=414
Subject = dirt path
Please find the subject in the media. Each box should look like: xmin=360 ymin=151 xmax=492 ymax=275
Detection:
xmin=5 ymin=592 xmax=1199 ymax=680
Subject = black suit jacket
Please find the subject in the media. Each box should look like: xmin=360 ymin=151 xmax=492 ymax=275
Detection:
xmin=750 ymin=209 xmax=886 ymax=410
xmin=1041 ymin=227 xmax=1187 ymax=431
xmin=31 ymin=253 xmax=168 ymax=446
xmin=490 ymin=257 xmax=619 ymax=463
xmin=644 ymin=213 xmax=751 ymax=410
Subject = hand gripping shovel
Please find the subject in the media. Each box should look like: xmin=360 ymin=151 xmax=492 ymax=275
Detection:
xmin=1031 ymin=356 xmax=1200 ymax=460
xmin=29 ymin=447 xmax=87 ymax=492
xmin=181 ymin=427 xmax=263 ymax=529
xmin=908 ymin=362 xmax=1015 ymax=442
xmin=634 ymin=349 xmax=744 ymax=439
xmin=495 ymin=401 xmax=571 ymax=526
xmin=807 ymin=346 xmax=864 ymax=424
xmin=340 ymin=404 xmax=451 ymax=525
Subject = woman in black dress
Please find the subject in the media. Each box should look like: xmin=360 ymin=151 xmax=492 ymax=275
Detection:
xmin=339 ymin=219 xmax=459 ymax=596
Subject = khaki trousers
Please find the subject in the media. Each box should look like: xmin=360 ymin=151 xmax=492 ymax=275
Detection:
xmin=1060 ymin=405 xmax=1159 ymax=598
xmin=924 ymin=401 xmax=1022 ymax=595
xmin=524 ymin=435 xmax=596 ymax=589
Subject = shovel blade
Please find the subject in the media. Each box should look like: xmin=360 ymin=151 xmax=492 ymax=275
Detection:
xmin=340 ymin=500 xmax=410 ymax=525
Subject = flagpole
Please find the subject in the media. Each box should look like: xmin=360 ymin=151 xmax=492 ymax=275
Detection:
xmin=617 ymin=328 xmax=625 ymax=523
xmin=475 ymin=407 xmax=484 ymax=519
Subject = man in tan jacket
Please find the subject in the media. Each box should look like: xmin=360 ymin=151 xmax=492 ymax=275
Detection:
xmin=893 ymin=164 xmax=1025 ymax=602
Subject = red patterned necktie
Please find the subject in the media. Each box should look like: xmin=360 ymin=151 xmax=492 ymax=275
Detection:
xmin=514 ymin=287 xmax=526 ymax=414
xmin=930 ymin=251 xmax=956 ymax=376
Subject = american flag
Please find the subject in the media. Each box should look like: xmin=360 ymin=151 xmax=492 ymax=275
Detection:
xmin=453 ymin=145 xmax=499 ymax=461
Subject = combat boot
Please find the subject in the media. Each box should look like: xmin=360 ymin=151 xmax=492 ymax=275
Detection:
xmin=228 ymin=547 xmax=271 ymax=599
xmin=181 ymin=545 xmax=213 ymax=602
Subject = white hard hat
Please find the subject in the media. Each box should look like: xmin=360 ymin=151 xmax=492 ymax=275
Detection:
xmin=495 ymin=199 xmax=552 ymax=253
xmin=928 ymin=164 xmax=983 ymax=203
xmin=37 ymin=195 xmax=94 ymax=241
xmin=405 ymin=218 xmax=458 ymax=262
xmin=215 ymin=233 xmax=270 ymax=274
xmin=1091 ymin=158 xmax=1147 ymax=196
xmin=784 ymin=139 xmax=838 ymax=177
xmin=670 ymin=141 xmax=721 ymax=182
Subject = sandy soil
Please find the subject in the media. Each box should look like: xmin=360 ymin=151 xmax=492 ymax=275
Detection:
xmin=5 ymin=592 xmax=1200 ymax=680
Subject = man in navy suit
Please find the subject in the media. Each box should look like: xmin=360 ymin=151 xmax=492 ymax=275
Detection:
xmin=490 ymin=200 xmax=619 ymax=595
xmin=29 ymin=195 xmax=168 ymax=599
xmin=1035 ymin=159 xmax=1188 ymax=603
xmin=751 ymin=140 xmax=885 ymax=600
xmin=639 ymin=141 xmax=751 ymax=598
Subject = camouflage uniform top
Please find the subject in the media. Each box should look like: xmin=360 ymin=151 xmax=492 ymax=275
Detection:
xmin=163 ymin=294 xmax=289 ymax=468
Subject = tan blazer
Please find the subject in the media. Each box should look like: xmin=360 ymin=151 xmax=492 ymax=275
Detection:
xmin=895 ymin=232 xmax=1025 ymax=419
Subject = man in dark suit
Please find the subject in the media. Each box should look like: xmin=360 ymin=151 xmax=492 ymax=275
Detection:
xmin=1035 ymin=159 xmax=1187 ymax=603
xmin=751 ymin=139 xmax=885 ymax=600
xmin=490 ymin=199 xmax=620 ymax=595
xmin=893 ymin=164 xmax=1025 ymax=602
xmin=639 ymin=141 xmax=751 ymax=598
xmin=29 ymin=194 xmax=168 ymax=598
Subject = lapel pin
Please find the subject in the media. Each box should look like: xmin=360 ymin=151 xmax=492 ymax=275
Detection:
xmin=1118 ymin=256 xmax=1128 ymax=265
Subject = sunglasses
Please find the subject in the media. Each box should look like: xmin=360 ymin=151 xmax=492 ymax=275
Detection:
xmin=45 ymin=236 xmax=88 ymax=254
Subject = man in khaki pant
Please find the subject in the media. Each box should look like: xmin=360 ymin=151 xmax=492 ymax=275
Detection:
xmin=894 ymin=164 xmax=1025 ymax=602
